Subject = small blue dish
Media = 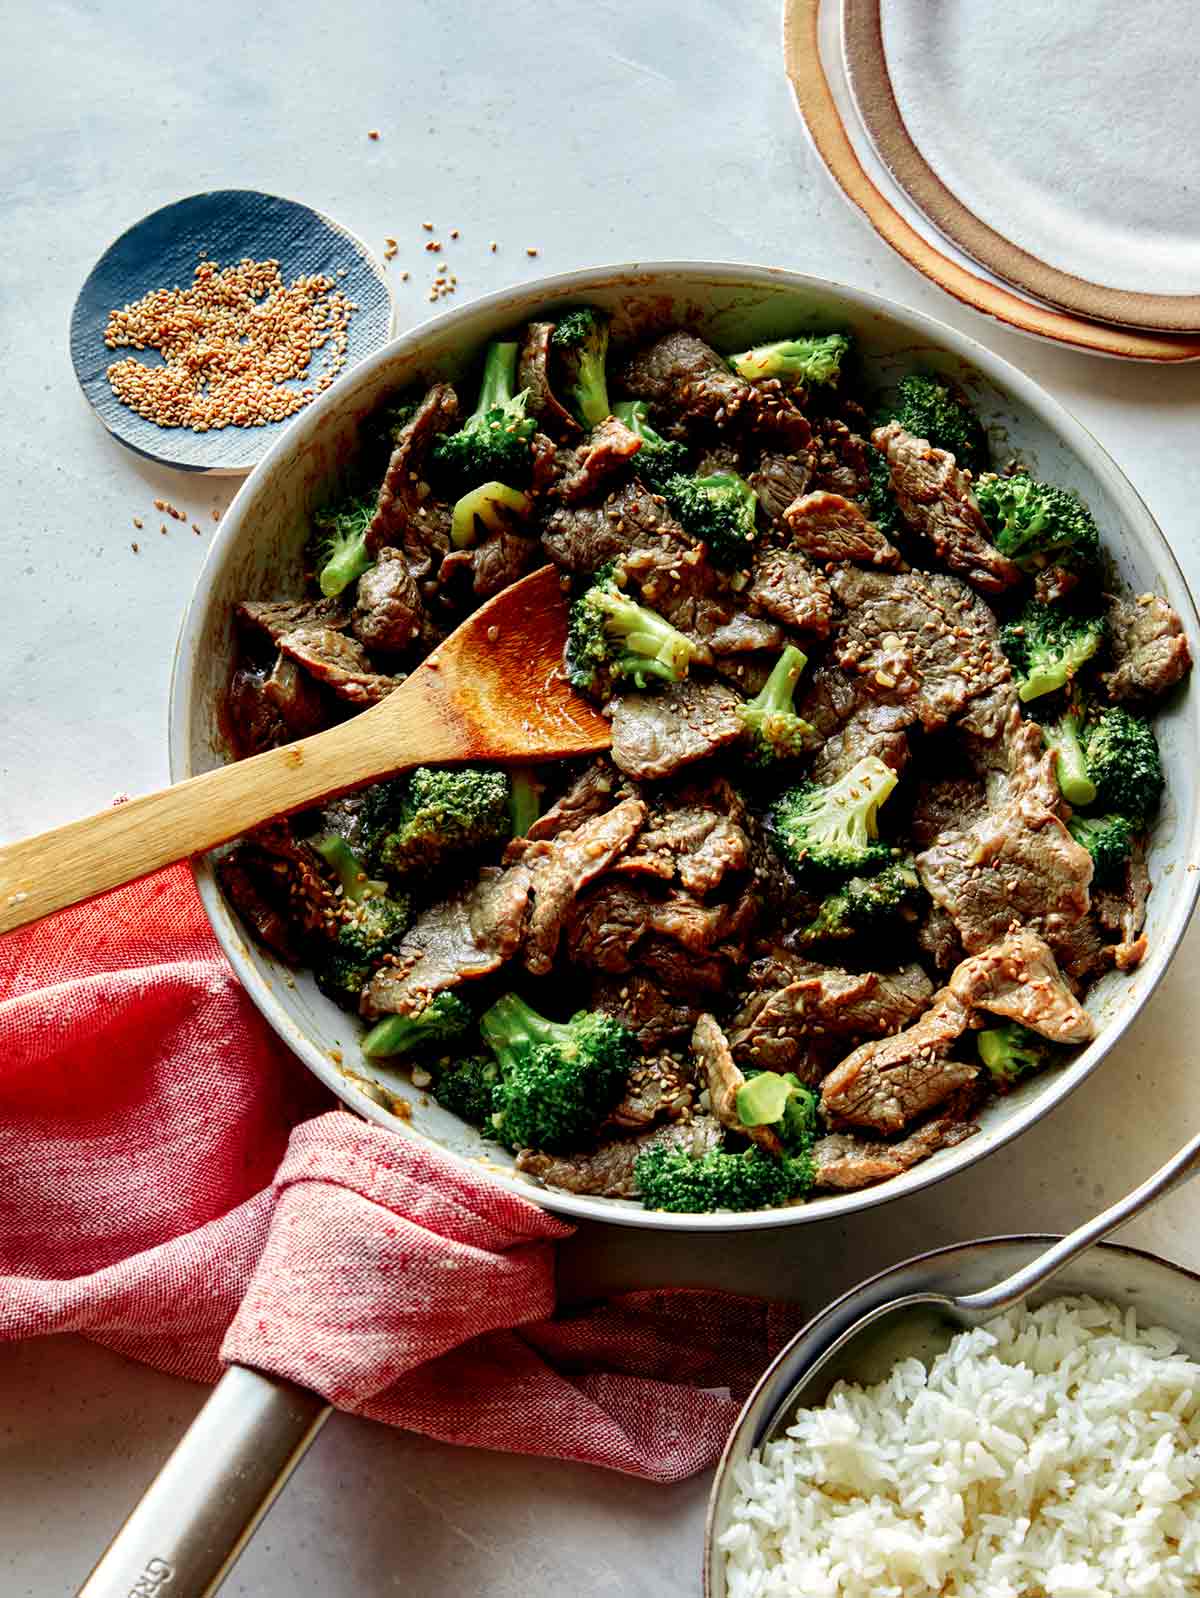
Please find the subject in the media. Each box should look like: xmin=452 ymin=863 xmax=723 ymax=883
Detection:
xmin=70 ymin=190 xmax=394 ymax=475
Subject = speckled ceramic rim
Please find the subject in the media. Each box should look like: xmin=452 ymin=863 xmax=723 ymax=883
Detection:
xmin=702 ymin=1236 xmax=1200 ymax=1593
xmin=782 ymin=0 xmax=1200 ymax=361
xmin=841 ymin=0 xmax=1200 ymax=334
xmin=169 ymin=259 xmax=1200 ymax=1233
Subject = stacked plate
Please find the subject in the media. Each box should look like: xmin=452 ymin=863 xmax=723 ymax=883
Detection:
xmin=785 ymin=0 xmax=1200 ymax=362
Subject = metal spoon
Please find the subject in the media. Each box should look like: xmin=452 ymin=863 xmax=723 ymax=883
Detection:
xmin=743 ymin=1127 xmax=1200 ymax=1433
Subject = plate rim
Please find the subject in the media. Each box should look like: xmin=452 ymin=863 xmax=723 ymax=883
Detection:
xmin=781 ymin=0 xmax=1200 ymax=362
xmin=68 ymin=186 xmax=396 ymax=477
xmin=841 ymin=0 xmax=1200 ymax=335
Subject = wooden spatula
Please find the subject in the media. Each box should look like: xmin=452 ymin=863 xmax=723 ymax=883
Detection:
xmin=0 ymin=564 xmax=610 ymax=935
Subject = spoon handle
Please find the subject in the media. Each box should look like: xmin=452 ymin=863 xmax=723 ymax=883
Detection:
xmin=955 ymin=1129 xmax=1200 ymax=1316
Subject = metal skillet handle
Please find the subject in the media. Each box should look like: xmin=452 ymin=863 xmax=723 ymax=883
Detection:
xmin=77 ymin=1365 xmax=331 ymax=1598
xmin=956 ymin=1127 xmax=1200 ymax=1318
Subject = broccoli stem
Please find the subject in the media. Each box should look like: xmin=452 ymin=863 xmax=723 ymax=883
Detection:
xmin=747 ymin=645 xmax=808 ymax=718
xmin=450 ymin=481 xmax=532 ymax=549
xmin=318 ymin=535 xmax=374 ymax=598
xmin=736 ymin=1073 xmax=793 ymax=1126
xmin=507 ymin=768 xmax=542 ymax=837
xmin=613 ymin=399 xmax=665 ymax=445
xmin=312 ymin=835 xmax=385 ymax=903
xmin=361 ymin=1014 xmax=429 ymax=1058
xmin=475 ymin=341 xmax=521 ymax=416
xmin=1042 ymin=713 xmax=1097 ymax=807
xmin=479 ymin=992 xmax=557 ymax=1069
xmin=595 ymin=588 xmax=696 ymax=678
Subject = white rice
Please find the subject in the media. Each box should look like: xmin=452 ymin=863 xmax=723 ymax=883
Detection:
xmin=720 ymin=1297 xmax=1200 ymax=1598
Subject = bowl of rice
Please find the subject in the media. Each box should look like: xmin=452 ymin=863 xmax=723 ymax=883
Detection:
xmin=706 ymin=1237 xmax=1200 ymax=1596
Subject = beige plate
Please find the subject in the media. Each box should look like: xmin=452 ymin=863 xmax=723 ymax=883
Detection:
xmin=783 ymin=0 xmax=1200 ymax=360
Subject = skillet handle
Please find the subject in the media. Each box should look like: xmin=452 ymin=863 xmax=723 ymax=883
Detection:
xmin=76 ymin=1365 xmax=331 ymax=1598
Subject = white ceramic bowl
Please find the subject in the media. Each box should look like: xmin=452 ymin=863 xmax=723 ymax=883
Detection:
xmin=168 ymin=262 xmax=1200 ymax=1231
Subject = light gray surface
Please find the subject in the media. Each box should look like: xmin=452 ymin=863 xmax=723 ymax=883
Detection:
xmin=3 ymin=0 xmax=1200 ymax=1594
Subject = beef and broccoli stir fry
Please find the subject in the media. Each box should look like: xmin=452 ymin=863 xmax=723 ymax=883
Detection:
xmin=219 ymin=310 xmax=1192 ymax=1213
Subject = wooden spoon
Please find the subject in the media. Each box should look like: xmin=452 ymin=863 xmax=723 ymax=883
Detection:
xmin=0 ymin=564 xmax=610 ymax=935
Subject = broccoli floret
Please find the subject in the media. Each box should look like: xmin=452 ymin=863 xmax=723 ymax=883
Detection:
xmin=431 ymin=1055 xmax=502 ymax=1126
xmin=612 ymin=399 xmax=689 ymax=490
xmin=450 ymin=481 xmax=532 ymax=549
xmin=313 ymin=781 xmax=408 ymax=877
xmin=974 ymin=473 xmax=1100 ymax=581
xmin=737 ymin=1071 xmax=821 ymax=1155
xmin=313 ymin=493 xmax=376 ymax=598
xmin=1033 ymin=702 xmax=1097 ymax=807
xmin=1082 ymin=706 xmax=1163 ymax=825
xmin=977 ymin=1021 xmax=1055 ymax=1084
xmin=738 ymin=646 xmax=815 ymax=765
xmin=481 ymin=993 xmax=636 ymax=1152
xmin=507 ymin=767 xmax=543 ymax=837
xmin=796 ymin=858 xmax=924 ymax=946
xmin=429 ymin=340 xmax=536 ymax=490
xmin=878 ymin=373 xmax=988 ymax=474
xmin=768 ymin=755 xmax=899 ymax=883
xmin=726 ymin=332 xmax=851 ymax=388
xmin=1000 ymin=601 xmax=1106 ymax=702
xmin=566 ymin=564 xmax=698 ymax=696
xmin=551 ymin=308 xmax=612 ymax=430
xmin=316 ymin=896 xmax=413 ymax=1009
xmin=1068 ymin=812 xmax=1135 ymax=886
xmin=312 ymin=833 xmax=387 ymax=902
xmin=379 ymin=766 xmax=511 ymax=877
xmin=635 ymin=1144 xmax=813 ymax=1213
xmin=360 ymin=992 xmax=474 ymax=1059
xmin=663 ymin=470 xmax=760 ymax=569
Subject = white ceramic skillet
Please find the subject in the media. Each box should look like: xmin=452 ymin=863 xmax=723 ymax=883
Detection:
xmin=168 ymin=261 xmax=1200 ymax=1232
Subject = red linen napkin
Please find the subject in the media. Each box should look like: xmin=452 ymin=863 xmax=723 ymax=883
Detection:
xmin=0 ymin=866 xmax=802 ymax=1482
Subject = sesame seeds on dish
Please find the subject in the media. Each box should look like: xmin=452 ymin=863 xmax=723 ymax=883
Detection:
xmin=104 ymin=257 xmax=357 ymax=432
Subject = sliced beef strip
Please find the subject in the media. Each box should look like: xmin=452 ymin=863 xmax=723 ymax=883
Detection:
xmin=812 ymin=1108 xmax=979 ymax=1191
xmin=692 ymin=1013 xmax=783 ymax=1155
xmin=908 ymin=772 xmax=988 ymax=851
xmin=728 ymin=963 xmax=935 ymax=1080
xmin=276 ymin=625 xmax=399 ymax=706
xmin=605 ymin=1053 xmax=695 ymax=1130
xmin=518 ymin=759 xmax=631 ymax=847
xmin=747 ymin=549 xmax=834 ymax=638
xmin=351 ymin=547 xmax=424 ymax=654
xmin=234 ymin=596 xmax=347 ymax=651
xmin=1101 ymin=594 xmax=1192 ymax=703
xmin=363 ymin=864 xmax=532 ymax=1017
xmin=783 ymin=491 xmax=903 ymax=570
xmin=541 ymin=480 xmax=693 ymax=574
xmin=619 ymin=330 xmax=799 ymax=438
xmin=366 ymin=383 xmax=459 ymax=564
xmin=565 ymin=877 xmax=755 ymax=979
xmin=1094 ymin=845 xmax=1150 ymax=972
xmin=748 ymin=447 xmax=815 ymax=525
xmin=609 ymin=679 xmax=745 ymax=781
xmin=263 ymin=655 xmax=327 ymax=735
xmin=438 ymin=526 xmax=539 ymax=602
xmin=916 ymin=716 xmax=1093 ymax=956
xmin=809 ymin=418 xmax=871 ymax=500
xmin=554 ymin=414 xmax=643 ymax=504
xmin=947 ymin=927 xmax=1094 ymax=1044
xmin=515 ymin=1114 xmax=723 ymax=1199
xmin=1052 ymin=913 xmax=1112 ymax=989
xmin=216 ymin=828 xmax=338 ymax=963
xmin=618 ymin=541 xmax=781 ymax=659
xmin=830 ymin=565 xmax=1011 ymax=731
xmin=916 ymin=902 xmax=964 ymax=973
xmin=820 ymin=989 xmax=977 ymax=1134
xmin=609 ymin=805 xmax=751 ymax=897
xmin=591 ymin=972 xmax=701 ymax=1051
xmin=871 ymin=423 xmax=1021 ymax=594
xmin=517 ymin=320 xmax=581 ymax=437
xmin=509 ymin=797 xmax=648 ymax=976
xmin=227 ymin=663 xmax=304 ymax=758
xmin=809 ymin=702 xmax=913 ymax=785
xmin=638 ymin=938 xmax=737 ymax=997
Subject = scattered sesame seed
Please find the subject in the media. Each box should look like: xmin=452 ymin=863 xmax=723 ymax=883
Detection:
xmin=422 ymin=221 xmax=434 ymax=231
xmin=131 ymin=542 xmax=139 ymax=553
xmin=449 ymin=229 xmax=459 ymax=240
xmin=385 ymin=236 xmax=397 ymax=247
xmin=400 ymin=271 xmax=410 ymax=282
xmin=367 ymin=129 xmax=379 ymax=140
xmin=526 ymin=246 xmax=539 ymax=256
xmin=132 ymin=517 xmax=143 ymax=529
xmin=489 ymin=241 xmax=497 ymax=252
xmin=193 ymin=523 xmax=202 ymax=534
xmin=211 ymin=508 xmax=220 ymax=522
xmin=425 ymin=240 xmax=442 ymax=252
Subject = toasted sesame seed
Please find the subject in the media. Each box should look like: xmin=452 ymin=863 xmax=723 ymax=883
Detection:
xmin=489 ymin=241 xmax=497 ymax=252
xmin=526 ymin=246 xmax=539 ymax=256
xmin=449 ymin=228 xmax=459 ymax=240
xmin=131 ymin=542 xmax=139 ymax=553
xmin=132 ymin=517 xmax=143 ymax=529
xmin=368 ymin=129 xmax=379 ymax=140
xmin=104 ymin=258 xmax=355 ymax=432
xmin=422 ymin=221 xmax=434 ymax=230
